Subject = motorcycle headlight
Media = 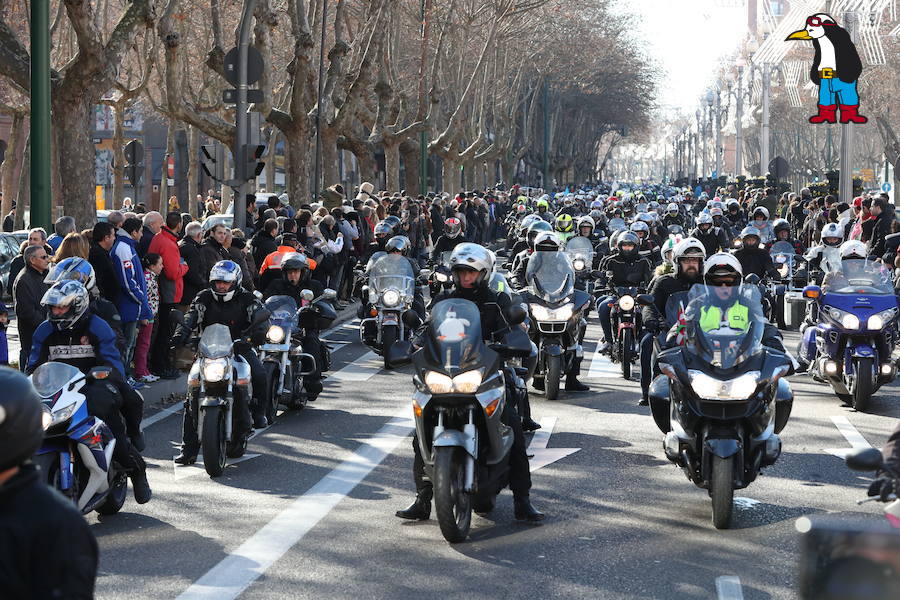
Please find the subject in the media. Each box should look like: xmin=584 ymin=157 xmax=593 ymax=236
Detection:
xmin=529 ymin=302 xmax=574 ymax=321
xmin=573 ymin=258 xmax=586 ymax=271
xmin=688 ymin=370 xmax=761 ymax=400
xmin=841 ymin=313 xmax=860 ymax=330
xmin=267 ymin=325 xmax=285 ymax=343
xmin=202 ymin=357 xmax=229 ymax=383
xmin=436 ymin=272 xmax=448 ymax=282
xmin=424 ymin=371 xmax=454 ymax=394
xmin=529 ymin=303 xmax=551 ymax=321
xmin=868 ymin=308 xmax=896 ymax=331
xmin=618 ymin=295 xmax=635 ymax=311
xmin=382 ymin=289 xmax=401 ymax=307
xmin=41 ymin=405 xmax=53 ymax=430
xmin=424 ymin=370 xmax=484 ymax=394
xmin=47 ymin=403 xmax=77 ymax=428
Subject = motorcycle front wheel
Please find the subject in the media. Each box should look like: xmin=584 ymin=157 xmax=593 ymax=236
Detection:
xmin=264 ymin=362 xmax=279 ymax=425
xmin=852 ymin=357 xmax=875 ymax=412
xmin=202 ymin=407 xmax=227 ymax=478
xmin=95 ymin=469 xmax=128 ymax=515
xmin=710 ymin=455 xmax=735 ymax=529
xmin=620 ymin=328 xmax=633 ymax=379
xmin=546 ymin=354 xmax=562 ymax=401
xmin=382 ymin=324 xmax=399 ymax=369
xmin=434 ymin=446 xmax=472 ymax=543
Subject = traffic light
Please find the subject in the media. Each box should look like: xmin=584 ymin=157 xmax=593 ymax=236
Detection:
xmin=123 ymin=140 xmax=144 ymax=186
xmin=243 ymin=144 xmax=265 ymax=179
xmin=201 ymin=144 xmax=225 ymax=182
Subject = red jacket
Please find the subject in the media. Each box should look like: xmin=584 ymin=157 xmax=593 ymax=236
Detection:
xmin=148 ymin=227 xmax=189 ymax=304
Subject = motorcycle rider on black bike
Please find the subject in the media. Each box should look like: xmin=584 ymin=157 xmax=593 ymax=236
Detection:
xmin=510 ymin=220 xmax=553 ymax=287
xmin=385 ymin=235 xmax=426 ymax=320
xmin=395 ymin=243 xmax=544 ymax=523
xmin=638 ymin=238 xmax=706 ymax=406
xmin=596 ymin=231 xmax=653 ymax=354
xmin=27 ymin=280 xmax=151 ymax=504
xmin=764 ymin=219 xmax=805 ymax=254
xmin=663 ymin=203 xmax=685 ymax=229
xmin=690 ymin=212 xmax=730 ymax=257
xmin=733 ymin=226 xmax=780 ymax=281
xmin=263 ymin=253 xmax=327 ymax=399
xmin=173 ymin=261 xmax=271 ymax=464
xmin=430 ymin=217 xmax=464 ymax=261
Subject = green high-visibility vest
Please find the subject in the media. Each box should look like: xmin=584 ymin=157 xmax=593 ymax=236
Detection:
xmin=699 ymin=302 xmax=750 ymax=333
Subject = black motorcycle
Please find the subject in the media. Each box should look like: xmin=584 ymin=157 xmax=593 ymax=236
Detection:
xmin=648 ymin=284 xmax=794 ymax=528
xmin=605 ymin=286 xmax=643 ymax=379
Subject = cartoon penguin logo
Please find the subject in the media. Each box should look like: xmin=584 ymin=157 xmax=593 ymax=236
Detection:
xmin=436 ymin=309 xmax=470 ymax=341
xmin=786 ymin=13 xmax=866 ymax=125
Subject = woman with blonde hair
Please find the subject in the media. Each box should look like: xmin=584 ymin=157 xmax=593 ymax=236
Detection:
xmin=53 ymin=232 xmax=90 ymax=262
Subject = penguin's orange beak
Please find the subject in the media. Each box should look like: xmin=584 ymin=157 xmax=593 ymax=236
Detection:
xmin=786 ymin=29 xmax=813 ymax=40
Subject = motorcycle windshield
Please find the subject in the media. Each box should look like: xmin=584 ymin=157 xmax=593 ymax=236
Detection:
xmin=439 ymin=251 xmax=453 ymax=267
xmin=489 ymin=272 xmax=511 ymax=295
xmin=31 ymin=362 xmax=82 ymax=397
xmin=370 ymin=254 xmax=415 ymax=295
xmin=199 ymin=323 xmax=233 ymax=358
xmin=265 ymin=295 xmax=298 ymax=329
xmin=608 ymin=218 xmax=627 ymax=232
xmin=565 ymin=237 xmax=595 ymax=269
xmin=667 ymin=225 xmax=684 ymax=236
xmin=664 ymin=290 xmax=691 ymax=328
xmin=526 ymin=251 xmax=575 ymax=304
xmin=770 ymin=241 xmax=795 ymax=259
xmin=365 ymin=251 xmax=387 ymax=272
xmin=822 ymin=259 xmax=894 ymax=295
xmin=821 ymin=246 xmax=842 ymax=274
xmin=682 ymin=284 xmax=764 ymax=370
xmin=425 ymin=299 xmax=484 ymax=373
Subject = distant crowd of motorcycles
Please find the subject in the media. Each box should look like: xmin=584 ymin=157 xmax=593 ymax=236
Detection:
xmin=34 ymin=183 xmax=900 ymax=543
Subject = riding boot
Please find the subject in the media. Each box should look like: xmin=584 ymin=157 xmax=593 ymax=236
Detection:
xmin=565 ymin=358 xmax=590 ymax=392
xmin=513 ymin=493 xmax=545 ymax=522
xmin=175 ymin=399 xmax=199 ymax=464
xmin=128 ymin=452 xmax=152 ymax=504
xmin=395 ymin=489 xmax=432 ymax=520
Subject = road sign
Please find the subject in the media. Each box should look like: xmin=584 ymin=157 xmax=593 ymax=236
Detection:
xmin=769 ymin=156 xmax=789 ymax=179
xmin=223 ymin=88 xmax=264 ymax=105
xmin=883 ymin=182 xmax=892 ymax=192
xmin=166 ymin=155 xmax=175 ymax=179
xmin=124 ymin=140 xmax=144 ymax=165
xmin=711 ymin=170 xmax=717 ymax=178
xmin=223 ymin=46 xmax=264 ymax=87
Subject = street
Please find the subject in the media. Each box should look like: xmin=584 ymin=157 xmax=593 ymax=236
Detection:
xmin=89 ymin=315 xmax=900 ymax=600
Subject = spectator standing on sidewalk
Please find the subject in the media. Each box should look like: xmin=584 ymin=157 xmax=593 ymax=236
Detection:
xmin=110 ymin=217 xmax=152 ymax=389
xmin=133 ymin=253 xmax=162 ymax=384
xmin=47 ymin=216 xmax=76 ymax=253
xmin=138 ymin=211 xmax=163 ymax=258
xmin=148 ymin=212 xmax=188 ymax=380
xmin=12 ymin=245 xmax=50 ymax=370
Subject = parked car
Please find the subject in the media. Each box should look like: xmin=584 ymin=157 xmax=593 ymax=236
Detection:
xmin=0 ymin=232 xmax=23 ymax=299
xmin=201 ymin=214 xmax=234 ymax=234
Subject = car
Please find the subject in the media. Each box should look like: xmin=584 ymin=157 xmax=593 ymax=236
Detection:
xmin=0 ymin=232 xmax=23 ymax=299
xmin=10 ymin=230 xmax=28 ymax=245
xmin=225 ymin=193 xmax=281 ymax=216
xmin=201 ymin=214 xmax=234 ymax=234
xmin=96 ymin=210 xmax=111 ymax=223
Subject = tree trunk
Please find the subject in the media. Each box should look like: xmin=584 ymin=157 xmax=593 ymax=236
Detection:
xmin=188 ymin=125 xmax=200 ymax=218
xmin=401 ymin=142 xmax=420 ymax=194
xmin=285 ymin=133 xmax=310 ymax=206
xmin=0 ymin=112 xmax=24 ymax=218
xmin=158 ymin=118 xmax=176 ymax=212
xmin=321 ymin=128 xmax=340 ymax=193
xmin=383 ymin=140 xmax=401 ymax=193
xmin=15 ymin=133 xmax=30 ymax=230
xmin=112 ymin=103 xmax=126 ymax=209
xmin=53 ymin=94 xmax=97 ymax=227
xmin=356 ymin=149 xmax=377 ymax=186
xmin=265 ymin=129 xmax=277 ymax=193
xmin=442 ymin=157 xmax=458 ymax=192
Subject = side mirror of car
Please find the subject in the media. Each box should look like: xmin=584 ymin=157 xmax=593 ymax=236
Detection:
xmin=844 ymin=447 xmax=884 ymax=472
xmin=636 ymin=294 xmax=654 ymax=307
xmin=386 ymin=340 xmax=413 ymax=368
xmin=506 ymin=303 xmax=528 ymax=325
xmin=301 ymin=289 xmax=315 ymax=302
xmin=802 ymin=285 xmax=821 ymax=299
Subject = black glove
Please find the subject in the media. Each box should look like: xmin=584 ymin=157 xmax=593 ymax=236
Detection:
xmin=130 ymin=431 xmax=146 ymax=453
xmin=868 ymin=476 xmax=896 ymax=501
xmin=644 ymin=320 xmax=661 ymax=334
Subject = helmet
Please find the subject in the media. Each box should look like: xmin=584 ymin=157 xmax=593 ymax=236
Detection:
xmin=518 ymin=214 xmax=540 ymax=238
xmin=696 ymin=213 xmax=713 ymax=227
xmin=589 ymin=209 xmax=603 ymax=222
xmin=374 ymin=220 xmax=393 ymax=240
xmin=209 ymin=260 xmax=243 ymax=302
xmin=536 ymin=199 xmax=549 ymax=211
xmin=41 ymin=280 xmax=90 ymax=330
xmin=704 ymin=252 xmax=743 ymax=286
xmin=281 ymin=252 xmax=309 ymax=279
xmin=630 ymin=221 xmax=649 ymax=237
xmin=772 ymin=218 xmax=791 ymax=237
xmin=840 ymin=240 xmax=868 ymax=260
xmin=667 ymin=203 xmax=678 ymax=216
xmin=577 ymin=216 xmax=595 ymax=234
xmin=590 ymin=200 xmax=603 ymax=210
xmin=661 ymin=237 xmax=679 ymax=263
xmin=527 ymin=220 xmax=553 ymax=249
xmin=617 ymin=231 xmax=639 ymax=257
xmin=726 ymin=199 xmax=740 ymax=211
xmin=637 ymin=212 xmax=655 ymax=225
xmin=673 ymin=237 xmax=706 ymax=278
xmin=752 ymin=206 xmax=769 ymax=220
xmin=382 ymin=215 xmax=402 ymax=235
xmin=448 ymin=243 xmax=494 ymax=288
xmin=710 ymin=207 xmax=724 ymax=218
xmin=820 ymin=222 xmax=844 ymax=246
xmin=648 ymin=201 xmax=660 ymax=211
xmin=533 ymin=231 xmax=561 ymax=251
xmin=555 ymin=213 xmax=574 ymax=233
xmin=385 ymin=235 xmax=411 ymax=256
xmin=515 ymin=204 xmax=527 ymax=214
xmin=740 ymin=226 xmax=761 ymax=247
xmin=444 ymin=217 xmax=462 ymax=239
xmin=44 ymin=257 xmax=96 ymax=291
xmin=0 ymin=368 xmax=43 ymax=472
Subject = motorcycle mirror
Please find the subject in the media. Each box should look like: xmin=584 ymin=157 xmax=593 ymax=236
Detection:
xmin=251 ymin=309 xmax=271 ymax=327
xmin=803 ymin=285 xmax=821 ymax=299
xmin=506 ymin=303 xmax=528 ymax=325
xmin=321 ymin=288 xmax=337 ymax=300
xmin=636 ymin=294 xmax=654 ymax=307
xmin=386 ymin=340 xmax=413 ymax=368
xmin=170 ymin=308 xmax=186 ymax=325
xmin=253 ymin=290 xmax=263 ymax=300
xmin=301 ymin=289 xmax=314 ymax=302
xmin=844 ymin=447 xmax=884 ymax=472
xmin=744 ymin=273 xmax=761 ymax=285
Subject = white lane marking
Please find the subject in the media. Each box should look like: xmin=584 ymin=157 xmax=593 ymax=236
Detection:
xmin=140 ymin=404 xmax=182 ymax=429
xmin=330 ymin=351 xmax=382 ymax=382
xmin=824 ymin=415 xmax=873 ymax=459
xmin=715 ymin=576 xmax=744 ymax=600
xmin=527 ymin=416 xmax=580 ymax=472
xmin=176 ymin=411 xmax=414 ymax=600
xmin=733 ymin=497 xmax=762 ymax=510
xmin=587 ymin=344 xmax=621 ymax=379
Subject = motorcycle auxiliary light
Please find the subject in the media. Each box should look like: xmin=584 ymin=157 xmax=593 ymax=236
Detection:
xmin=267 ymin=325 xmax=285 ymax=343
xmin=424 ymin=369 xmax=483 ymax=394
xmin=688 ymin=370 xmax=760 ymax=400
xmin=435 ymin=272 xmax=449 ymax=282
xmin=201 ymin=358 xmax=229 ymax=383
xmin=382 ymin=290 xmax=401 ymax=307
xmin=529 ymin=302 xmax=574 ymax=322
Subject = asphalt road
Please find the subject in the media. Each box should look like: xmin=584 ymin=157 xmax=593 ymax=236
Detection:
xmin=85 ymin=314 xmax=900 ymax=600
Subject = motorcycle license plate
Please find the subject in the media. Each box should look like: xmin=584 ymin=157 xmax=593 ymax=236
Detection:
xmin=383 ymin=314 xmax=399 ymax=325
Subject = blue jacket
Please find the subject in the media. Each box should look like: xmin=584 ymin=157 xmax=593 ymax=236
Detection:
xmin=28 ymin=314 xmax=125 ymax=378
xmin=47 ymin=234 xmax=64 ymax=253
xmin=110 ymin=233 xmax=151 ymax=323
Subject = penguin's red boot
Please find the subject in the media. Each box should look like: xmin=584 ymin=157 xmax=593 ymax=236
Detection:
xmin=839 ymin=105 xmax=868 ymax=124
xmin=808 ymin=104 xmax=837 ymax=124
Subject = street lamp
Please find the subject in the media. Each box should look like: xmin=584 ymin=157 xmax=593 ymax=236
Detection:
xmin=734 ymin=57 xmax=746 ymax=177
xmin=748 ymin=36 xmax=773 ymax=178
xmin=696 ymin=108 xmax=706 ymax=180
xmin=707 ymin=88 xmax=723 ymax=179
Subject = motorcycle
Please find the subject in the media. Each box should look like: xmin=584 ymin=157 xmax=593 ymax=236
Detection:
xmin=426 ymin=251 xmax=454 ymax=298
xmin=566 ymin=236 xmax=596 ymax=295
xmin=769 ymin=240 xmax=806 ymax=330
xmin=800 ymin=258 xmax=899 ymax=412
xmin=31 ymin=362 xmax=130 ymax=515
xmin=360 ymin=253 xmax=418 ymax=368
xmin=523 ymin=251 xmax=591 ymax=400
xmin=387 ymin=298 xmax=531 ymax=543
xmin=649 ymin=284 xmax=793 ymax=529
xmin=605 ymin=286 xmax=643 ymax=379
xmin=259 ymin=290 xmax=337 ymax=421
xmin=845 ymin=446 xmax=900 ymax=528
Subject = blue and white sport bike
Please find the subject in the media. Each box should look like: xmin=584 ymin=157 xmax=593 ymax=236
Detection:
xmin=799 ymin=259 xmax=899 ymax=412
xmin=31 ymin=362 xmax=129 ymax=515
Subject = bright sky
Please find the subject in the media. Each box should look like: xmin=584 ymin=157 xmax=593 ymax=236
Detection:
xmin=619 ymin=0 xmax=747 ymax=116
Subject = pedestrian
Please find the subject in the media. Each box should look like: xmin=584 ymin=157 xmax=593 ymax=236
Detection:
xmin=53 ymin=232 xmax=90 ymax=263
xmin=1 ymin=196 xmax=13 ymax=232
xmin=318 ymin=214 xmax=346 ymax=302
xmin=0 ymin=368 xmax=99 ymax=598
xmin=122 ymin=196 xmax=135 ymax=211
xmin=107 ymin=210 xmax=125 ymax=232
xmin=47 ymin=216 xmax=76 ymax=253
xmin=168 ymin=195 xmax=180 ymax=213
xmin=88 ymin=222 xmax=120 ymax=304
xmin=138 ymin=211 xmax=163 ymax=257
xmin=133 ymin=253 xmax=162 ymax=384
xmin=179 ymin=221 xmax=209 ymax=306
xmin=0 ymin=303 xmax=9 ymax=365
xmin=200 ymin=223 xmax=231 ymax=280
xmin=147 ymin=212 xmax=188 ymax=379
xmin=12 ymin=245 xmax=50 ymax=369
xmin=223 ymin=228 xmax=255 ymax=291
xmin=251 ymin=218 xmax=279 ymax=270
xmin=110 ymin=217 xmax=152 ymax=387
xmin=8 ymin=228 xmax=51 ymax=288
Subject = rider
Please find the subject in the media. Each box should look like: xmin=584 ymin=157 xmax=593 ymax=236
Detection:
xmin=430 ymin=217 xmax=464 ymax=261
xmin=765 ymin=219 xmax=805 ymax=254
xmin=535 ymin=197 xmax=552 ymax=222
xmin=640 ymin=238 xmax=706 ymax=405
xmin=749 ymin=207 xmax=775 ymax=245
xmin=596 ymin=231 xmax=653 ymax=354
xmin=27 ymin=280 xmax=152 ymax=504
xmin=690 ymin=212 xmax=729 ymax=257
xmin=663 ymin=203 xmax=684 ymax=229
xmin=396 ymin=243 xmax=544 ymax=523
xmin=385 ymin=235 xmax=425 ymax=320
xmin=262 ymin=253 xmax=327 ymax=400
xmin=510 ymin=220 xmax=553 ymax=287
xmin=725 ymin=199 xmax=746 ymax=231
xmin=733 ymin=226 xmax=780 ymax=281
xmin=804 ymin=222 xmax=844 ymax=274
xmin=173 ymin=260 xmax=271 ymax=464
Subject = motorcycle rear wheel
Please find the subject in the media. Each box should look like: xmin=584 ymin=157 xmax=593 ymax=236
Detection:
xmin=434 ymin=446 xmax=472 ymax=543
xmin=95 ymin=470 xmax=128 ymax=515
xmin=202 ymin=407 xmax=227 ymax=478
xmin=620 ymin=328 xmax=633 ymax=379
xmin=852 ymin=357 xmax=874 ymax=412
xmin=710 ymin=455 xmax=735 ymax=530
xmin=546 ymin=354 xmax=562 ymax=401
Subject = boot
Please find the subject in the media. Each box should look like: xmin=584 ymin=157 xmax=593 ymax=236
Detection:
xmin=597 ymin=341 xmax=610 ymax=354
xmin=513 ymin=493 xmax=545 ymax=522
xmin=808 ymin=104 xmax=837 ymax=124
xmin=532 ymin=377 xmax=545 ymax=391
xmin=839 ymin=105 xmax=868 ymax=124
xmin=130 ymin=470 xmax=152 ymax=504
xmin=395 ymin=489 xmax=432 ymax=520
xmin=521 ymin=417 xmax=542 ymax=432
xmin=565 ymin=358 xmax=590 ymax=392
xmin=638 ymin=392 xmax=649 ymax=407
xmin=174 ymin=446 xmax=198 ymax=465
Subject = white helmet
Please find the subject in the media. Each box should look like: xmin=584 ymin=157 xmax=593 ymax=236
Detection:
xmin=577 ymin=215 xmax=595 ymax=231
xmin=666 ymin=203 xmax=678 ymax=215
xmin=449 ymin=243 xmax=494 ymax=288
xmin=839 ymin=240 xmax=868 ymax=260
xmin=820 ymin=222 xmax=843 ymax=246
xmin=704 ymin=252 xmax=743 ymax=285
xmin=752 ymin=206 xmax=769 ymax=220
xmin=533 ymin=231 xmax=561 ymax=251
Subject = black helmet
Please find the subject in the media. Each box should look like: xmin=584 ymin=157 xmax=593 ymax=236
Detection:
xmin=281 ymin=252 xmax=309 ymax=280
xmin=526 ymin=220 xmax=553 ymax=249
xmin=385 ymin=235 xmax=411 ymax=256
xmin=617 ymin=231 xmax=639 ymax=257
xmin=0 ymin=367 xmax=43 ymax=471
xmin=773 ymin=218 xmax=791 ymax=238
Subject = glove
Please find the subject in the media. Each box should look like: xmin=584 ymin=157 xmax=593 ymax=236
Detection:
xmin=644 ymin=319 xmax=661 ymax=334
xmin=130 ymin=431 xmax=146 ymax=453
xmin=868 ymin=476 xmax=896 ymax=501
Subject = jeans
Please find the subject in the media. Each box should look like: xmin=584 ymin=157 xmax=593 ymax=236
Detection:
xmin=639 ymin=332 xmax=656 ymax=398
xmin=597 ymin=296 xmax=613 ymax=343
xmin=122 ymin=321 xmax=139 ymax=377
xmin=818 ymin=77 xmax=860 ymax=106
xmin=85 ymin=377 xmax=145 ymax=473
xmin=150 ymin=304 xmax=176 ymax=373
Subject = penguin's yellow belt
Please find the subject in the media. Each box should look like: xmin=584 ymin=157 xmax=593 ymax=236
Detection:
xmin=819 ymin=68 xmax=835 ymax=79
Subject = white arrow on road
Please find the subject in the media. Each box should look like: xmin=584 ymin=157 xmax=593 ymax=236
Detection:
xmin=528 ymin=416 xmax=580 ymax=472
xmin=824 ymin=415 xmax=873 ymax=459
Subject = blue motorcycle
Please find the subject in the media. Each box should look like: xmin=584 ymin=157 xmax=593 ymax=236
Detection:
xmin=31 ymin=362 xmax=129 ymax=515
xmin=799 ymin=259 xmax=899 ymax=411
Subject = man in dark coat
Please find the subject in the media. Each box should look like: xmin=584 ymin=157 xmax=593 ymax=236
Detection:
xmin=138 ymin=211 xmax=163 ymax=258
xmin=89 ymin=222 xmax=120 ymax=304
xmin=12 ymin=245 xmax=50 ymax=370
xmin=179 ymin=221 xmax=208 ymax=307
xmin=251 ymin=218 xmax=279 ymax=270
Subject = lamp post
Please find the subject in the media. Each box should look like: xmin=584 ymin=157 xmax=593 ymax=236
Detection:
xmin=30 ymin=0 xmax=51 ymax=229
xmin=734 ymin=57 xmax=746 ymax=177
xmin=707 ymin=88 xmax=723 ymax=179
xmin=697 ymin=108 xmax=706 ymax=180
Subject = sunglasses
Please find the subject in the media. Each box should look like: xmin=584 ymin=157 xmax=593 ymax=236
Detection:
xmin=806 ymin=16 xmax=834 ymax=27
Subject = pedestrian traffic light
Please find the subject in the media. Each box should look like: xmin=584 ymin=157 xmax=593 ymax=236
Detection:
xmin=243 ymin=144 xmax=265 ymax=179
